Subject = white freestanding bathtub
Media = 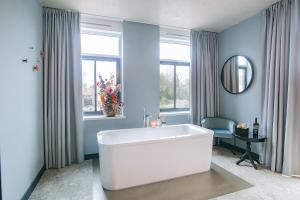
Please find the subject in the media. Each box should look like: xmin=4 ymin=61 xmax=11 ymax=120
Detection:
xmin=97 ymin=124 xmax=213 ymax=190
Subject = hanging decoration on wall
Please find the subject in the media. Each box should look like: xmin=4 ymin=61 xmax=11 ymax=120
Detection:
xmin=21 ymin=46 xmax=43 ymax=72
xmin=33 ymin=64 xmax=40 ymax=72
xmin=21 ymin=58 xmax=28 ymax=63
xmin=33 ymin=51 xmax=44 ymax=72
xmin=40 ymin=51 xmax=45 ymax=58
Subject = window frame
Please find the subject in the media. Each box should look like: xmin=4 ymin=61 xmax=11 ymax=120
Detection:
xmin=81 ymin=32 xmax=122 ymax=116
xmin=160 ymin=60 xmax=190 ymax=112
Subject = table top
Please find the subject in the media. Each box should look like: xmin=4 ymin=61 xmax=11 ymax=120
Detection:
xmin=233 ymin=133 xmax=266 ymax=142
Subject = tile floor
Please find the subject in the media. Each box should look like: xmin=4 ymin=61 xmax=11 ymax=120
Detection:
xmin=29 ymin=148 xmax=300 ymax=200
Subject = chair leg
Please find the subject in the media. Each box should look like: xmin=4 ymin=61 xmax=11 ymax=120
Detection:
xmin=213 ymin=138 xmax=221 ymax=146
xmin=213 ymin=137 xmax=218 ymax=146
xmin=231 ymin=137 xmax=237 ymax=155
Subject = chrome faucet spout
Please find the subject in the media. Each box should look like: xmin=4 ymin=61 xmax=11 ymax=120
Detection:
xmin=143 ymin=108 xmax=148 ymax=127
xmin=143 ymin=108 xmax=152 ymax=127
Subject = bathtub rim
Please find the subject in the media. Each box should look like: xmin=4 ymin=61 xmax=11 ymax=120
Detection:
xmin=97 ymin=124 xmax=213 ymax=148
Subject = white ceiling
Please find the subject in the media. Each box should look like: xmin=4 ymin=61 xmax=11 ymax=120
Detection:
xmin=42 ymin=0 xmax=279 ymax=32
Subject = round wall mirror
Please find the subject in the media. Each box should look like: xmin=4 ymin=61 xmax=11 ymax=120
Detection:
xmin=221 ymin=55 xmax=254 ymax=94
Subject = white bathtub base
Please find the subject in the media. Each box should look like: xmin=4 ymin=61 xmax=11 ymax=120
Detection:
xmin=98 ymin=124 xmax=213 ymax=190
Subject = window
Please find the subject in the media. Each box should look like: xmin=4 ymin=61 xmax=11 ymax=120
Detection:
xmin=81 ymin=33 xmax=121 ymax=116
xmin=238 ymin=67 xmax=247 ymax=92
xmin=237 ymin=56 xmax=250 ymax=92
xmin=160 ymin=41 xmax=190 ymax=112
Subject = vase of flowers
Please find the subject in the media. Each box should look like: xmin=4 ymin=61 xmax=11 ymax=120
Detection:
xmin=97 ymin=75 xmax=123 ymax=117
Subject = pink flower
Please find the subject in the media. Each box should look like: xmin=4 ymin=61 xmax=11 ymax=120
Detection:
xmin=105 ymin=86 xmax=113 ymax=95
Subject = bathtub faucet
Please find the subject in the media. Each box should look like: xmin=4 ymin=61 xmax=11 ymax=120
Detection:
xmin=143 ymin=108 xmax=152 ymax=127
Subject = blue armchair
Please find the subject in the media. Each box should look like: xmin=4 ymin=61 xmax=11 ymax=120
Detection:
xmin=201 ymin=117 xmax=236 ymax=153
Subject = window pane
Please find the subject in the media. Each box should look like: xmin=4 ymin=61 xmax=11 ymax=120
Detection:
xmin=160 ymin=42 xmax=190 ymax=62
xmin=82 ymin=60 xmax=95 ymax=112
xmin=238 ymin=68 xmax=246 ymax=93
xmin=96 ymin=61 xmax=117 ymax=112
xmin=81 ymin=34 xmax=119 ymax=56
xmin=176 ymin=66 xmax=190 ymax=108
xmin=160 ymin=64 xmax=174 ymax=109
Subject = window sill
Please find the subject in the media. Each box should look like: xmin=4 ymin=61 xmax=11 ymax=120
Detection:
xmin=83 ymin=115 xmax=126 ymax=121
xmin=160 ymin=111 xmax=191 ymax=116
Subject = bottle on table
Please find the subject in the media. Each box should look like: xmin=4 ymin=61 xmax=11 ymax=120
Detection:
xmin=253 ymin=117 xmax=259 ymax=136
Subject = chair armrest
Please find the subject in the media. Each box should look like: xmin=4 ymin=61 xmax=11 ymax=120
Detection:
xmin=227 ymin=120 xmax=236 ymax=134
xmin=201 ymin=118 xmax=209 ymax=128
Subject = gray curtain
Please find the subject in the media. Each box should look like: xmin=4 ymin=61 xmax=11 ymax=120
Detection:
xmin=224 ymin=57 xmax=238 ymax=93
xmin=282 ymin=0 xmax=300 ymax=176
xmin=261 ymin=0 xmax=300 ymax=176
xmin=43 ymin=7 xmax=84 ymax=169
xmin=191 ymin=31 xmax=219 ymax=125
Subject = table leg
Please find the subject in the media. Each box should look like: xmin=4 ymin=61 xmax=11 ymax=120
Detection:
xmin=247 ymin=146 xmax=257 ymax=170
xmin=236 ymin=152 xmax=248 ymax=165
xmin=236 ymin=141 xmax=258 ymax=169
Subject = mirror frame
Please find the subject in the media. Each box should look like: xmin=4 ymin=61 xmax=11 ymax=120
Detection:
xmin=221 ymin=55 xmax=254 ymax=94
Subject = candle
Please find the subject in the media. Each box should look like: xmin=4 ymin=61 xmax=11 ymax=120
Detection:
xmin=151 ymin=120 xmax=157 ymax=128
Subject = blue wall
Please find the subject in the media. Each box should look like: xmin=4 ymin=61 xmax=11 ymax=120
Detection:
xmin=0 ymin=0 xmax=44 ymax=199
xmin=218 ymin=13 xmax=264 ymax=153
xmin=84 ymin=21 xmax=190 ymax=154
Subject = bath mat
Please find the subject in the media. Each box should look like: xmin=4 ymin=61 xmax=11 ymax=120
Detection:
xmin=93 ymin=160 xmax=252 ymax=200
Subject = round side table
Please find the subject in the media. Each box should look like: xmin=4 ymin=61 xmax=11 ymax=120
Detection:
xmin=233 ymin=133 xmax=266 ymax=169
